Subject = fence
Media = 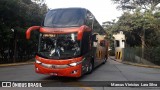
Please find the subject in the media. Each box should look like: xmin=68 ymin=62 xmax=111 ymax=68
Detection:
xmin=0 ymin=52 xmax=35 ymax=64
xmin=0 ymin=42 xmax=36 ymax=64
xmin=123 ymin=47 xmax=160 ymax=66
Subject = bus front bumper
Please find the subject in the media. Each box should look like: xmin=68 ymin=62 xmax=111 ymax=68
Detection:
xmin=35 ymin=63 xmax=82 ymax=77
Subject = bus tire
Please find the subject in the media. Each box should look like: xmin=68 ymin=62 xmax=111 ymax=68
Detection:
xmin=87 ymin=61 xmax=93 ymax=74
xmin=102 ymin=57 xmax=107 ymax=64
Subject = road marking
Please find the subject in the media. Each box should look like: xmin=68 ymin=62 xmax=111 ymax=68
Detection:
xmin=109 ymin=57 xmax=160 ymax=69
xmin=66 ymin=82 xmax=94 ymax=90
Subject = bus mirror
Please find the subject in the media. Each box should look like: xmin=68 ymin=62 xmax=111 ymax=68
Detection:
xmin=26 ymin=26 xmax=40 ymax=39
xmin=77 ymin=29 xmax=83 ymax=40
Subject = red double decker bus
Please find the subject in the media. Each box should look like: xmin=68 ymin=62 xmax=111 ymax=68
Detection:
xmin=26 ymin=8 xmax=108 ymax=77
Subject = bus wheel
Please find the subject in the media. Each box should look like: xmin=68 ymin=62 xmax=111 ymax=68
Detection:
xmin=102 ymin=58 xmax=107 ymax=64
xmin=87 ymin=61 xmax=93 ymax=74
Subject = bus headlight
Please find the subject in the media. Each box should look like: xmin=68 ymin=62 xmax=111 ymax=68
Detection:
xmin=69 ymin=61 xmax=82 ymax=67
xmin=41 ymin=63 xmax=52 ymax=68
xmin=69 ymin=63 xmax=77 ymax=66
xmin=35 ymin=60 xmax=42 ymax=64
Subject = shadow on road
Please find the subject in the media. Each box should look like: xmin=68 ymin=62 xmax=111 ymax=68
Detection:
xmin=41 ymin=76 xmax=82 ymax=82
xmin=40 ymin=76 xmax=90 ymax=87
xmin=40 ymin=62 xmax=107 ymax=82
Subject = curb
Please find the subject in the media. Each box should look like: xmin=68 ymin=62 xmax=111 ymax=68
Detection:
xmin=0 ymin=62 xmax=34 ymax=67
xmin=109 ymin=57 xmax=122 ymax=63
xmin=109 ymin=57 xmax=160 ymax=69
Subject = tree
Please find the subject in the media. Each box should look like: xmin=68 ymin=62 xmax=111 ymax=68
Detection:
xmin=111 ymin=0 xmax=160 ymax=47
xmin=0 ymin=0 xmax=47 ymax=63
xmin=111 ymin=0 xmax=160 ymax=12
xmin=111 ymin=0 xmax=160 ymax=64
xmin=31 ymin=0 xmax=45 ymax=6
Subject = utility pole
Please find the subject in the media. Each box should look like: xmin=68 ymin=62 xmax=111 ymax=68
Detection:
xmin=141 ymin=20 xmax=145 ymax=60
xmin=141 ymin=30 xmax=145 ymax=59
xmin=11 ymin=28 xmax=17 ymax=63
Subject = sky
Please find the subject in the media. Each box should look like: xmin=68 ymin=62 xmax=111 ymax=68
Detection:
xmin=45 ymin=0 xmax=122 ymax=25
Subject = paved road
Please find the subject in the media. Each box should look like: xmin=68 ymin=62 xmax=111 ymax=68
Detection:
xmin=0 ymin=57 xmax=160 ymax=90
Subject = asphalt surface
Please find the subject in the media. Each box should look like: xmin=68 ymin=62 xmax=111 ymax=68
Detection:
xmin=0 ymin=58 xmax=160 ymax=90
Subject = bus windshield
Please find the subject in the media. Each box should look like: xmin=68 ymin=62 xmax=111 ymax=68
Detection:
xmin=37 ymin=33 xmax=81 ymax=59
xmin=44 ymin=8 xmax=85 ymax=28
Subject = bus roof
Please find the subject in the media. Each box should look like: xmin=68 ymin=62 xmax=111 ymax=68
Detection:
xmin=43 ymin=8 xmax=86 ymax=28
xmin=43 ymin=7 xmax=106 ymax=35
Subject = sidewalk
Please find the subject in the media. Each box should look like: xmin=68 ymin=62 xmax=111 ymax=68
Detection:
xmin=109 ymin=56 xmax=122 ymax=62
xmin=0 ymin=60 xmax=34 ymax=67
xmin=109 ymin=56 xmax=160 ymax=69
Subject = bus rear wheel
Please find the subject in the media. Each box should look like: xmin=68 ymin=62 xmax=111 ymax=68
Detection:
xmin=102 ymin=57 xmax=107 ymax=64
xmin=87 ymin=61 xmax=93 ymax=74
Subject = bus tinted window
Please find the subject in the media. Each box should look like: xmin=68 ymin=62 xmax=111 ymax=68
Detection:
xmin=81 ymin=32 xmax=91 ymax=54
xmin=86 ymin=11 xmax=94 ymax=28
xmin=44 ymin=8 xmax=85 ymax=28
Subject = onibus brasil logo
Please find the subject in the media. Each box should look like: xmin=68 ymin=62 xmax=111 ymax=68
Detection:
xmin=1 ymin=82 xmax=42 ymax=87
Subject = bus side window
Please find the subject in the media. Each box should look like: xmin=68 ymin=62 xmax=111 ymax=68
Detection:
xmin=92 ymin=20 xmax=100 ymax=34
xmin=86 ymin=11 xmax=94 ymax=29
xmin=92 ymin=34 xmax=98 ymax=42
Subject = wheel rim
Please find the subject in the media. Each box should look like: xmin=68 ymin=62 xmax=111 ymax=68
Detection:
xmin=104 ymin=58 xmax=106 ymax=62
xmin=103 ymin=58 xmax=107 ymax=63
xmin=89 ymin=62 xmax=92 ymax=72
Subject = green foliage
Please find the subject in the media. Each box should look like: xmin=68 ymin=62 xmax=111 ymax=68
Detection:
xmin=0 ymin=0 xmax=47 ymax=63
xmin=112 ymin=0 xmax=160 ymax=12
xmin=110 ymin=0 xmax=160 ymax=65
xmin=105 ymin=8 xmax=160 ymax=47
